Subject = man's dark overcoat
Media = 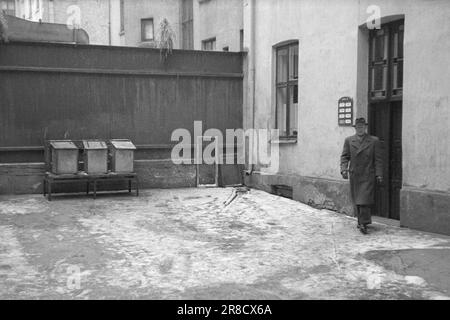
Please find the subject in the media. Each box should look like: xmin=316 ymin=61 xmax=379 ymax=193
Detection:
xmin=340 ymin=134 xmax=383 ymax=205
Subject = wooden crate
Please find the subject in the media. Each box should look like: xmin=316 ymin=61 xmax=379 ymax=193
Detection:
xmin=82 ymin=140 xmax=108 ymax=174
xmin=109 ymin=140 xmax=136 ymax=173
xmin=49 ymin=140 xmax=79 ymax=174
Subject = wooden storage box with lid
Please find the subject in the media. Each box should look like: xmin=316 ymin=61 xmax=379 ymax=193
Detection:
xmin=82 ymin=140 xmax=108 ymax=174
xmin=109 ymin=140 xmax=137 ymax=173
xmin=48 ymin=140 xmax=79 ymax=175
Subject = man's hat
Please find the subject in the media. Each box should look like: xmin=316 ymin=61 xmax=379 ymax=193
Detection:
xmin=354 ymin=117 xmax=368 ymax=126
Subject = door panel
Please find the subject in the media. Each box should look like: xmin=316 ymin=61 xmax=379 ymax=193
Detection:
xmin=389 ymin=102 xmax=403 ymax=220
xmin=369 ymin=101 xmax=402 ymax=220
xmin=369 ymin=102 xmax=390 ymax=218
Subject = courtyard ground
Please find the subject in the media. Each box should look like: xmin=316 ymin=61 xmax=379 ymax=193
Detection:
xmin=0 ymin=187 xmax=449 ymax=300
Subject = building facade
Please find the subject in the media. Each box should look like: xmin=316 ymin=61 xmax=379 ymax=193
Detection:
xmin=193 ymin=0 xmax=243 ymax=51
xmin=119 ymin=0 xmax=181 ymax=48
xmin=119 ymin=0 xmax=243 ymax=51
xmin=243 ymin=0 xmax=450 ymax=235
xmin=8 ymin=0 xmax=243 ymax=50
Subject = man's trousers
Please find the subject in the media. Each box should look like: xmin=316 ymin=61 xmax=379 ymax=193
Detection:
xmin=354 ymin=205 xmax=372 ymax=226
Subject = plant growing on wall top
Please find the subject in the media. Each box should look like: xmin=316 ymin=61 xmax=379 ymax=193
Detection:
xmin=157 ymin=18 xmax=176 ymax=62
xmin=0 ymin=10 xmax=9 ymax=43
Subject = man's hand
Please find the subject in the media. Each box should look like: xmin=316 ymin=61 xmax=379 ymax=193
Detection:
xmin=341 ymin=170 xmax=349 ymax=180
xmin=376 ymin=176 xmax=383 ymax=184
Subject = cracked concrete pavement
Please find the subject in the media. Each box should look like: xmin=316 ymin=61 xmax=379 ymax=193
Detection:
xmin=0 ymin=187 xmax=449 ymax=300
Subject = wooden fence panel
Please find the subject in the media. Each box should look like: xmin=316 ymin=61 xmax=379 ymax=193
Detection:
xmin=0 ymin=42 xmax=243 ymax=162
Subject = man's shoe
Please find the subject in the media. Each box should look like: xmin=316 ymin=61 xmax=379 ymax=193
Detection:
xmin=359 ymin=225 xmax=368 ymax=235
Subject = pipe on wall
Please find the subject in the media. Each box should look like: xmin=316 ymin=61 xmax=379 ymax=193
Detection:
xmin=108 ymin=0 xmax=112 ymax=45
xmin=245 ymin=0 xmax=256 ymax=176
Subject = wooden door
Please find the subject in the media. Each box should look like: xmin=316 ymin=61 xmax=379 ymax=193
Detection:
xmin=389 ymin=102 xmax=402 ymax=220
xmin=369 ymin=102 xmax=402 ymax=219
xmin=368 ymin=20 xmax=404 ymax=220
xmin=369 ymin=102 xmax=390 ymax=218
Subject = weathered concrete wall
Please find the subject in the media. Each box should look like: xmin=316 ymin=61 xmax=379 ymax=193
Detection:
xmin=400 ymin=187 xmax=450 ymax=236
xmin=0 ymin=163 xmax=45 ymax=195
xmin=0 ymin=160 xmax=198 ymax=195
xmin=245 ymin=173 xmax=353 ymax=216
xmin=0 ymin=160 xmax=246 ymax=195
xmin=193 ymin=0 xmax=243 ymax=52
xmin=243 ymin=0 xmax=450 ymax=235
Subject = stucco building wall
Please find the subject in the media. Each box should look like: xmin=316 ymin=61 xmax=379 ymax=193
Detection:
xmin=356 ymin=0 xmax=450 ymax=193
xmin=243 ymin=0 xmax=450 ymax=235
xmin=193 ymin=0 xmax=243 ymax=52
xmin=122 ymin=0 xmax=181 ymax=48
xmin=245 ymin=0 xmax=359 ymax=178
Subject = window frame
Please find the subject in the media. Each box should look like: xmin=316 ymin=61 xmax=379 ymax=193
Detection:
xmin=275 ymin=41 xmax=299 ymax=139
xmin=181 ymin=0 xmax=194 ymax=49
xmin=368 ymin=19 xmax=404 ymax=102
xmin=202 ymin=37 xmax=216 ymax=51
xmin=140 ymin=18 xmax=154 ymax=42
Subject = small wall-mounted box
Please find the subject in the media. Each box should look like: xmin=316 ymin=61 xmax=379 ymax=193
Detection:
xmin=82 ymin=140 xmax=108 ymax=174
xmin=109 ymin=140 xmax=137 ymax=173
xmin=49 ymin=140 xmax=79 ymax=175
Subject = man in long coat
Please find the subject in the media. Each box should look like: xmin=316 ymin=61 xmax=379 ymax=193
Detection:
xmin=340 ymin=117 xmax=383 ymax=234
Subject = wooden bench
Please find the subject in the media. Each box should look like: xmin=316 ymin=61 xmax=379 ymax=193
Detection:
xmin=43 ymin=172 xmax=139 ymax=201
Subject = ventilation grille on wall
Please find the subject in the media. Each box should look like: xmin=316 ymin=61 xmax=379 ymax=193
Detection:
xmin=271 ymin=185 xmax=293 ymax=199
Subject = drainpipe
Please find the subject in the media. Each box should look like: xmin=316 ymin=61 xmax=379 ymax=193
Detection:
xmin=245 ymin=0 xmax=256 ymax=176
xmin=108 ymin=0 xmax=112 ymax=45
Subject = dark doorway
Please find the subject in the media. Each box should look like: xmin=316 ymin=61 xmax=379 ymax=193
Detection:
xmin=368 ymin=20 xmax=404 ymax=220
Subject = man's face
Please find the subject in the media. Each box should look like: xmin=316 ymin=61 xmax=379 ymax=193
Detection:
xmin=355 ymin=124 xmax=367 ymax=136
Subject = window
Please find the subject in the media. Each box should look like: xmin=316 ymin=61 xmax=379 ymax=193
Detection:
xmin=240 ymin=29 xmax=244 ymax=51
xmin=120 ymin=0 xmax=124 ymax=33
xmin=222 ymin=46 xmax=229 ymax=52
xmin=275 ymin=42 xmax=298 ymax=138
xmin=28 ymin=0 xmax=32 ymax=18
xmin=0 ymin=0 xmax=14 ymax=16
xmin=369 ymin=20 xmax=404 ymax=100
xmin=202 ymin=37 xmax=216 ymax=51
xmin=141 ymin=18 xmax=154 ymax=42
xmin=181 ymin=0 xmax=193 ymax=49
